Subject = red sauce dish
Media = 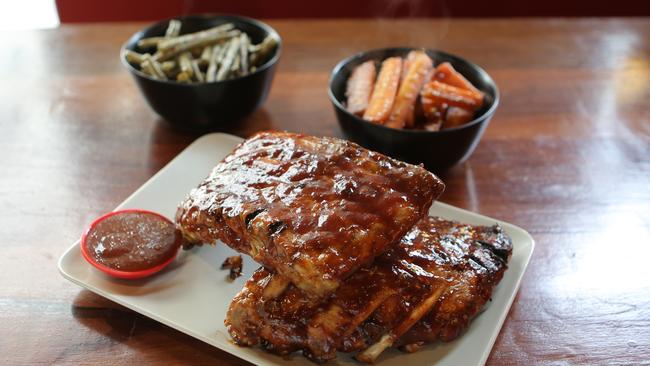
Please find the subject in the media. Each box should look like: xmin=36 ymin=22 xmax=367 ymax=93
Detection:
xmin=80 ymin=209 xmax=183 ymax=279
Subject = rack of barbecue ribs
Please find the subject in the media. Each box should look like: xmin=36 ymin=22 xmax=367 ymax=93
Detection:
xmin=176 ymin=131 xmax=444 ymax=297
xmin=225 ymin=217 xmax=512 ymax=363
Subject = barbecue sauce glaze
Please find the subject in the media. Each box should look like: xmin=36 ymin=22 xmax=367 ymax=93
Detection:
xmin=85 ymin=211 xmax=181 ymax=271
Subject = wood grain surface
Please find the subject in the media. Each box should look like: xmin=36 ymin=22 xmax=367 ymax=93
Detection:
xmin=1 ymin=18 xmax=649 ymax=365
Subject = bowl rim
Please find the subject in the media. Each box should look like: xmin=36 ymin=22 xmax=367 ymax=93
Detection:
xmin=80 ymin=209 xmax=181 ymax=280
xmin=327 ymin=47 xmax=500 ymax=135
xmin=120 ymin=13 xmax=282 ymax=86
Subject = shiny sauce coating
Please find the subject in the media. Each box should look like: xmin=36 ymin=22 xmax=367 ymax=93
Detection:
xmin=176 ymin=131 xmax=445 ymax=297
xmin=225 ymin=217 xmax=513 ymax=362
xmin=85 ymin=212 xmax=181 ymax=272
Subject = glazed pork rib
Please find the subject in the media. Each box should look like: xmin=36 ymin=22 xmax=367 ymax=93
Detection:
xmin=226 ymin=217 xmax=513 ymax=363
xmin=176 ymin=131 xmax=444 ymax=297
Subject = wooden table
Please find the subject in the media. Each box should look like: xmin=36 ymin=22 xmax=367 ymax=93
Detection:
xmin=2 ymin=18 xmax=649 ymax=365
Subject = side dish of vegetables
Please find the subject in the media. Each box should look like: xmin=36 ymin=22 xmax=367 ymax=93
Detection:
xmin=124 ymin=19 xmax=278 ymax=83
xmin=345 ymin=51 xmax=485 ymax=131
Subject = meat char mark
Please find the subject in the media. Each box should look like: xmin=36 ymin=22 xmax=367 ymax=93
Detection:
xmin=225 ymin=217 xmax=513 ymax=363
xmin=176 ymin=131 xmax=444 ymax=297
xmin=221 ymin=255 xmax=243 ymax=280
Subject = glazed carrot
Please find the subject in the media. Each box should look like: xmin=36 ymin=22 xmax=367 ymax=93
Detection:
xmin=363 ymin=57 xmax=403 ymax=124
xmin=385 ymin=51 xmax=433 ymax=129
xmin=400 ymin=55 xmax=413 ymax=126
xmin=432 ymin=62 xmax=483 ymax=97
xmin=421 ymin=80 xmax=484 ymax=112
xmin=345 ymin=60 xmax=377 ymax=116
xmin=401 ymin=51 xmax=431 ymax=128
xmin=420 ymin=95 xmax=444 ymax=126
xmin=400 ymin=51 xmax=416 ymax=82
xmin=444 ymin=106 xmax=475 ymax=128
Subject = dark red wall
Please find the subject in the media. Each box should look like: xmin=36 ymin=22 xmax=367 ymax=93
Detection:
xmin=56 ymin=0 xmax=650 ymax=22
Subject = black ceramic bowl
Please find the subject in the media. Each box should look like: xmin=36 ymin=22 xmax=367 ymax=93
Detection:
xmin=121 ymin=15 xmax=281 ymax=128
xmin=329 ymin=48 xmax=499 ymax=173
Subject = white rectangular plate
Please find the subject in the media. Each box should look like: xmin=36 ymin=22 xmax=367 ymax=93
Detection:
xmin=59 ymin=133 xmax=534 ymax=366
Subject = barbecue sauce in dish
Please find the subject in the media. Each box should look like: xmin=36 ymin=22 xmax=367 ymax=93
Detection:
xmin=82 ymin=210 xmax=182 ymax=277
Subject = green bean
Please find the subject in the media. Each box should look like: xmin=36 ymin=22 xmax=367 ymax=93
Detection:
xmin=178 ymin=52 xmax=194 ymax=79
xmin=230 ymin=53 xmax=241 ymax=77
xmin=239 ymin=33 xmax=249 ymax=75
xmin=161 ymin=60 xmax=176 ymax=73
xmin=141 ymin=56 xmax=167 ymax=80
xmin=165 ymin=19 xmax=182 ymax=38
xmin=250 ymin=35 xmax=278 ymax=67
xmin=133 ymin=22 xmax=275 ymax=83
xmin=137 ymin=37 xmax=164 ymax=49
xmin=124 ymin=49 xmax=147 ymax=65
xmin=157 ymin=23 xmax=235 ymax=51
xmin=192 ymin=60 xmax=205 ymax=82
xmin=198 ymin=45 xmax=212 ymax=67
xmin=216 ymin=37 xmax=240 ymax=81
xmin=153 ymin=30 xmax=239 ymax=62
xmin=206 ymin=44 xmax=224 ymax=82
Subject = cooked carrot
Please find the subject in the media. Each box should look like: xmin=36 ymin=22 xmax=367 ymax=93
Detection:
xmin=432 ymin=62 xmax=483 ymax=97
xmin=345 ymin=60 xmax=377 ymax=116
xmin=400 ymin=56 xmax=412 ymax=125
xmin=400 ymin=50 xmax=417 ymax=82
xmin=403 ymin=51 xmax=432 ymax=127
xmin=444 ymin=106 xmax=475 ymax=128
xmin=420 ymin=94 xmax=444 ymax=125
xmin=421 ymin=80 xmax=484 ymax=112
xmin=363 ymin=57 xmax=402 ymax=124
xmin=385 ymin=51 xmax=433 ymax=129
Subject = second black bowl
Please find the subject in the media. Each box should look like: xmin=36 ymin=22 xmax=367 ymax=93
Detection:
xmin=329 ymin=48 xmax=499 ymax=173
xmin=122 ymin=15 xmax=281 ymax=129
